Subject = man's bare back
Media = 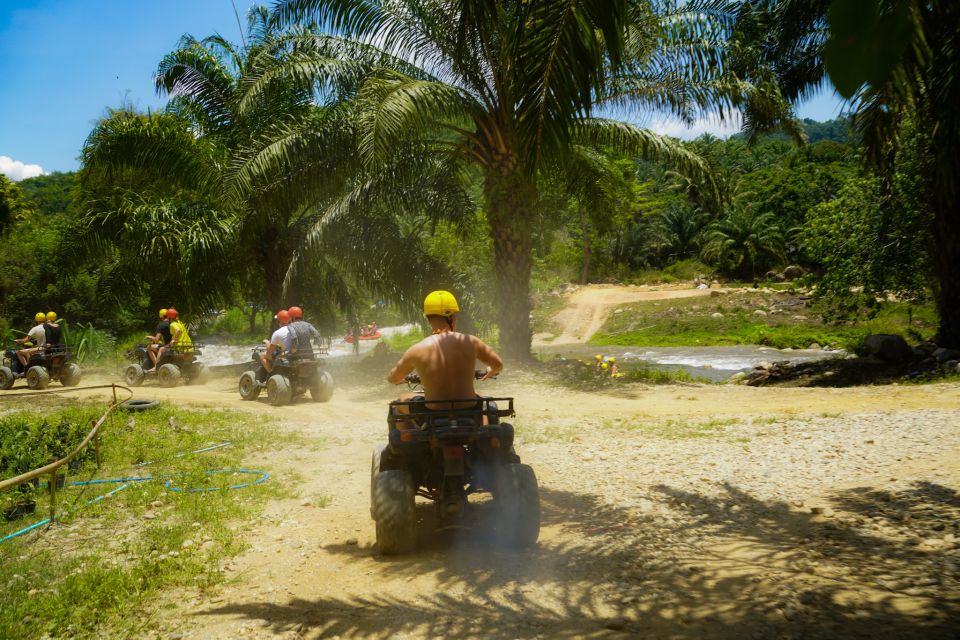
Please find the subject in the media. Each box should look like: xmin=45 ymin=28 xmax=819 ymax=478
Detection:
xmin=388 ymin=329 xmax=502 ymax=409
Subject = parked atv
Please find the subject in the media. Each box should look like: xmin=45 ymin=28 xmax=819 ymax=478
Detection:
xmin=0 ymin=344 xmax=82 ymax=390
xmin=238 ymin=345 xmax=334 ymax=406
xmin=370 ymin=372 xmax=540 ymax=554
xmin=123 ymin=344 xmax=208 ymax=387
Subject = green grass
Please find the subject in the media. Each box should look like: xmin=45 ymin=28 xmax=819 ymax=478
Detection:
xmin=540 ymin=358 xmax=711 ymax=391
xmin=589 ymin=292 xmax=938 ymax=351
xmin=383 ymin=327 xmax=426 ymax=353
xmin=0 ymin=403 xmax=307 ymax=639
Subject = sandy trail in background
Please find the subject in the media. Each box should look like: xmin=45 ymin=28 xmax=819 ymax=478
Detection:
xmin=539 ymin=284 xmax=711 ymax=345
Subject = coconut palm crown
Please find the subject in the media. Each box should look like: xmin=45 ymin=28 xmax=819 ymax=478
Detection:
xmin=269 ymin=0 xmax=741 ymax=358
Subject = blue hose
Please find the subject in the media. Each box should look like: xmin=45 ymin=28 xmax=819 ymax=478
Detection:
xmin=2 ymin=468 xmax=269 ymax=544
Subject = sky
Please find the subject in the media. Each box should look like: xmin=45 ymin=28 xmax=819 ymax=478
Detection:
xmin=0 ymin=0 xmax=848 ymax=180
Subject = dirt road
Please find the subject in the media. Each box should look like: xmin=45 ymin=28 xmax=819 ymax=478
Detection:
xmin=537 ymin=284 xmax=711 ymax=345
xmin=34 ymin=367 xmax=960 ymax=639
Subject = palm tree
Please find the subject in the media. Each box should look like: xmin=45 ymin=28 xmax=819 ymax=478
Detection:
xmin=652 ymin=203 xmax=708 ymax=263
xmin=700 ymin=204 xmax=785 ymax=280
xmin=75 ymin=6 xmax=472 ymax=320
xmin=270 ymin=0 xmax=728 ymax=359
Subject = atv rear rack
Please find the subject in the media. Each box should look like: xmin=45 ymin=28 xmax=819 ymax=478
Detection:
xmin=388 ymin=397 xmax=515 ymax=426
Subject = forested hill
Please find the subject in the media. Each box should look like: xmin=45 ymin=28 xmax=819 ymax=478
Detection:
xmin=730 ymin=117 xmax=852 ymax=145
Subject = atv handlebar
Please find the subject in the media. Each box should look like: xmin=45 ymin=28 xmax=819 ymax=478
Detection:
xmin=404 ymin=370 xmax=495 ymax=385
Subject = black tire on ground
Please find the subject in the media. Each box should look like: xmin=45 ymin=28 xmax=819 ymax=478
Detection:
xmin=59 ymin=363 xmax=82 ymax=387
xmin=494 ymin=463 xmax=541 ymax=547
xmin=157 ymin=363 xmax=181 ymax=388
xmin=310 ymin=370 xmax=334 ymax=402
xmin=189 ymin=365 xmax=209 ymax=385
xmin=26 ymin=366 xmax=50 ymax=390
xmin=124 ymin=364 xmax=145 ymax=387
xmin=119 ymin=399 xmax=160 ymax=412
xmin=373 ymin=469 xmax=416 ymax=555
xmin=0 ymin=366 xmax=14 ymax=390
xmin=238 ymin=370 xmax=261 ymax=400
xmin=267 ymin=374 xmax=292 ymax=406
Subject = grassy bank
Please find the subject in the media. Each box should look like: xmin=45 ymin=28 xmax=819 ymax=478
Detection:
xmin=0 ymin=403 xmax=306 ymax=639
xmin=590 ymin=290 xmax=938 ymax=351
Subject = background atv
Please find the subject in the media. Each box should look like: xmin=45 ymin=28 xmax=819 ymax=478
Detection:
xmin=238 ymin=345 xmax=334 ymax=406
xmin=123 ymin=344 xmax=208 ymax=387
xmin=370 ymin=371 xmax=540 ymax=554
xmin=0 ymin=344 xmax=82 ymax=390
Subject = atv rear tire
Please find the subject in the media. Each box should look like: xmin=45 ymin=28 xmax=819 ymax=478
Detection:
xmin=310 ymin=370 xmax=334 ymax=402
xmin=0 ymin=366 xmax=14 ymax=390
xmin=238 ymin=370 xmax=261 ymax=400
xmin=26 ymin=366 xmax=50 ymax=390
xmin=267 ymin=374 xmax=292 ymax=406
xmin=373 ymin=469 xmax=416 ymax=555
xmin=60 ymin=363 xmax=82 ymax=387
xmin=157 ymin=363 xmax=181 ymax=388
xmin=494 ymin=463 xmax=541 ymax=547
xmin=189 ymin=365 xmax=209 ymax=385
xmin=124 ymin=364 xmax=145 ymax=387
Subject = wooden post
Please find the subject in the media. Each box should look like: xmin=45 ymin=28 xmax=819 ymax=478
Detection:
xmin=93 ymin=418 xmax=102 ymax=469
xmin=48 ymin=470 xmax=57 ymax=522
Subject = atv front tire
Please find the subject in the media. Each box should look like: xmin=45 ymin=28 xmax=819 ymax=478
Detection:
xmin=26 ymin=366 xmax=50 ymax=390
xmin=124 ymin=364 xmax=145 ymax=387
xmin=189 ymin=365 xmax=209 ymax=385
xmin=238 ymin=370 xmax=261 ymax=400
xmin=310 ymin=370 xmax=334 ymax=402
xmin=494 ymin=463 xmax=541 ymax=547
xmin=0 ymin=366 xmax=14 ymax=390
xmin=157 ymin=363 xmax=181 ymax=388
xmin=373 ymin=469 xmax=416 ymax=555
xmin=267 ymin=374 xmax=292 ymax=406
xmin=60 ymin=363 xmax=82 ymax=387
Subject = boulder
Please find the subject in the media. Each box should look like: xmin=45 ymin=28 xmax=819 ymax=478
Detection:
xmin=711 ymin=312 xmax=724 ymax=318
xmin=753 ymin=309 xmax=768 ymax=317
xmin=764 ymin=270 xmax=786 ymax=282
xmin=933 ymin=347 xmax=960 ymax=364
xmin=863 ymin=334 xmax=913 ymax=363
xmin=783 ymin=265 xmax=805 ymax=280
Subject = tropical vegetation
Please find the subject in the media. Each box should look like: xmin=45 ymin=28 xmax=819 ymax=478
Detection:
xmin=1 ymin=0 xmax=956 ymax=352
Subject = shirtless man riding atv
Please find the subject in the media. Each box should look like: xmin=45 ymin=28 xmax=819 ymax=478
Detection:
xmin=387 ymin=290 xmax=502 ymax=427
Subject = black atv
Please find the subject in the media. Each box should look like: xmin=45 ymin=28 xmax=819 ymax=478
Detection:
xmin=0 ymin=344 xmax=82 ymax=390
xmin=238 ymin=345 xmax=334 ymax=406
xmin=370 ymin=371 xmax=540 ymax=554
xmin=123 ymin=343 xmax=208 ymax=387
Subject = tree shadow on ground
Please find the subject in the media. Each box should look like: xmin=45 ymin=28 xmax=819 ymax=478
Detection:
xmin=198 ymin=482 xmax=959 ymax=639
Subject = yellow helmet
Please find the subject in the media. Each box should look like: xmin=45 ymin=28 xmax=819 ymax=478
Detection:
xmin=601 ymin=363 xmax=609 ymax=370
xmin=594 ymin=354 xmax=603 ymax=361
xmin=46 ymin=311 xmax=57 ymax=322
xmin=34 ymin=312 xmax=46 ymax=322
xmin=423 ymin=290 xmax=459 ymax=317
xmin=608 ymin=357 xmax=616 ymax=363
xmin=159 ymin=308 xmax=168 ymax=319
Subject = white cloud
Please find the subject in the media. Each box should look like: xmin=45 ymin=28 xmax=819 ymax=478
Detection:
xmin=647 ymin=114 xmax=742 ymax=140
xmin=0 ymin=155 xmax=46 ymax=181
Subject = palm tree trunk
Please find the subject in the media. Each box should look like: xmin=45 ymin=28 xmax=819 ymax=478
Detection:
xmin=932 ymin=200 xmax=960 ymax=348
xmin=484 ymin=171 xmax=536 ymax=362
xmin=579 ymin=204 xmax=591 ymax=285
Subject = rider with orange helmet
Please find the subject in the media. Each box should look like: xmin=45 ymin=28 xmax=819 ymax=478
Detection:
xmin=286 ymin=305 xmax=322 ymax=356
xmin=258 ymin=309 xmax=292 ymax=380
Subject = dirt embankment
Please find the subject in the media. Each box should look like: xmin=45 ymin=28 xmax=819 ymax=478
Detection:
xmin=27 ymin=367 xmax=957 ymax=640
